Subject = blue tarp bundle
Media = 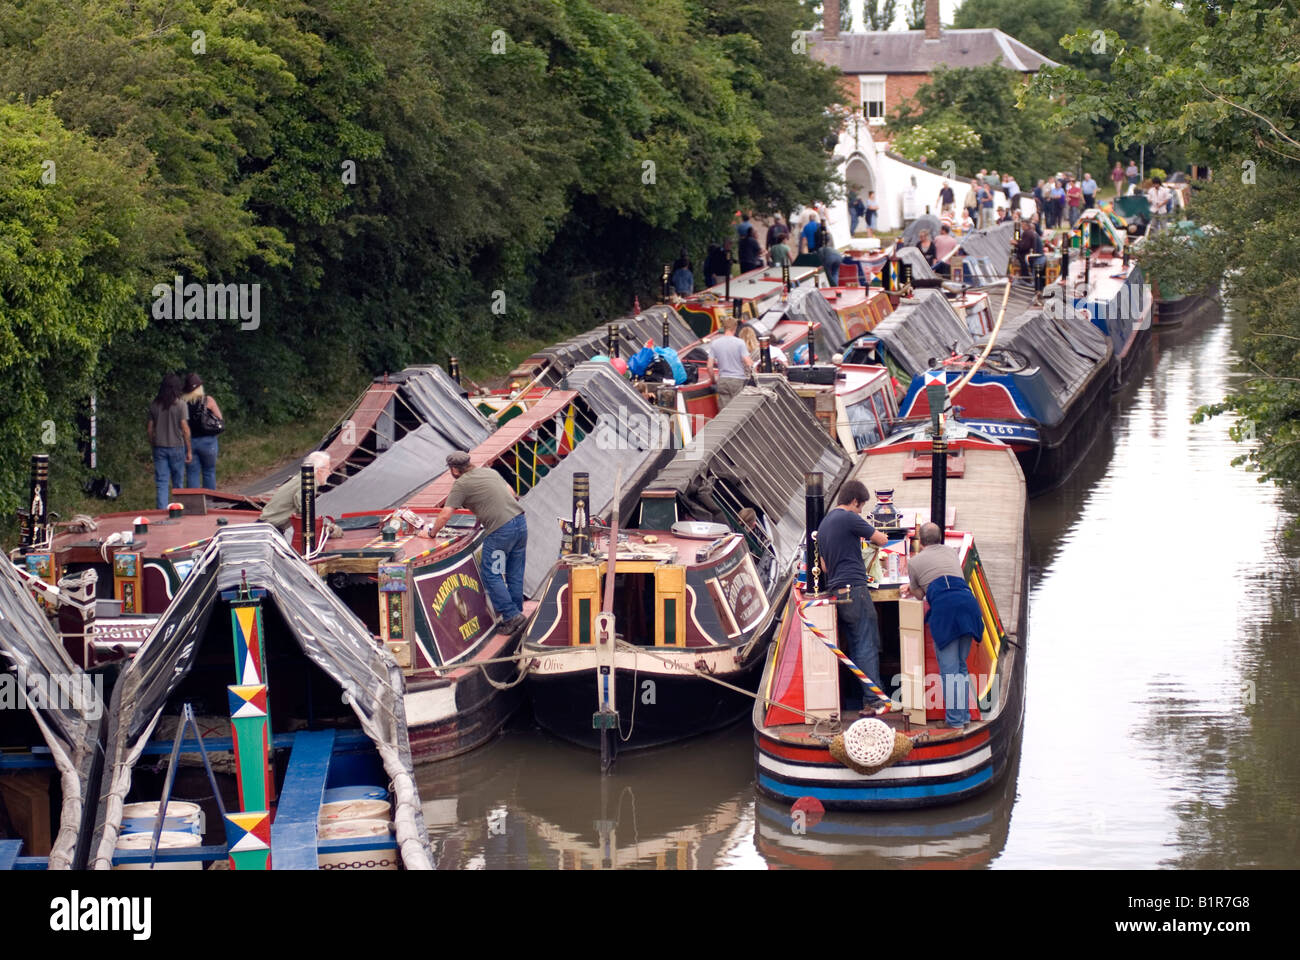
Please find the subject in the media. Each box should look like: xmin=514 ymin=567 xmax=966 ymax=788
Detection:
xmin=628 ymin=345 xmax=688 ymax=384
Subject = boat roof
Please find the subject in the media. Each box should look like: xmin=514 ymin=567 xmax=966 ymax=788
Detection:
xmin=958 ymin=222 xmax=1015 ymax=276
xmin=87 ymin=525 xmax=433 ymax=869
xmin=973 ymin=304 xmax=1111 ymax=406
xmin=0 ymin=558 xmax=102 ymax=868
xmin=519 ymin=363 xmax=675 ymax=594
xmin=644 ymin=376 xmax=852 ymax=565
xmin=870 ymin=288 xmax=970 ymax=377
xmin=249 ymin=365 xmax=492 ymax=500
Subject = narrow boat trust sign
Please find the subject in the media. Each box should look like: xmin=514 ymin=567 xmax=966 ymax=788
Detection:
xmin=414 ymin=554 xmax=494 ymax=665
xmin=151 ymin=275 xmax=260 ymax=330
xmin=0 ymin=665 xmax=104 ymax=720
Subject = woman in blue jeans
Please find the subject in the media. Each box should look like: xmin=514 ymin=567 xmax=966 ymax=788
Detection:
xmin=182 ymin=373 xmax=223 ymax=489
xmin=146 ymin=373 xmax=191 ymax=509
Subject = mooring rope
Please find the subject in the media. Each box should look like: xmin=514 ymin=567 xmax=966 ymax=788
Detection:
xmin=611 ymin=639 xmax=834 ymax=727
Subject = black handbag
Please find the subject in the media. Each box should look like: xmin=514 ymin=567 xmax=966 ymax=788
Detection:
xmin=189 ymin=398 xmax=224 ymax=436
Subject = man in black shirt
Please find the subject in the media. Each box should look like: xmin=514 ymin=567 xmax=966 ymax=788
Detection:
xmin=815 ymin=480 xmax=891 ymax=715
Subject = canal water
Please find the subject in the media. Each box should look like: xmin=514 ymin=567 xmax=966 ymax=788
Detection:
xmin=417 ymin=304 xmax=1300 ymax=869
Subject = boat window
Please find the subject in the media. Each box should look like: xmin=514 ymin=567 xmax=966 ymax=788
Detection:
xmin=845 ymin=397 xmax=884 ymax=450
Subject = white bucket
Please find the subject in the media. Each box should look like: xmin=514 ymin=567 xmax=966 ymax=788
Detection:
xmin=319 ymin=798 xmax=391 ymax=823
xmin=317 ymin=819 xmax=398 ymax=871
xmin=113 ymin=830 xmax=203 ymax=871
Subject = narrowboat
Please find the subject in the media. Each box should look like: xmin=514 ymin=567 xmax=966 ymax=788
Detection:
xmin=676 ymin=264 xmax=819 ymax=337
xmin=522 ymin=375 xmax=852 ymax=758
xmin=1055 ymin=207 xmax=1154 ymax=387
xmin=753 ymin=413 xmax=1028 ymax=811
xmin=0 ymin=556 xmax=104 ymax=870
xmin=85 ymin=526 xmax=435 ymax=870
xmin=894 ymin=285 xmax=1115 ymax=495
xmin=752 ymin=739 xmax=1020 ymax=868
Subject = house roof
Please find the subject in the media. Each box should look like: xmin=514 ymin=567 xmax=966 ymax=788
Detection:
xmin=810 ymin=29 xmax=1058 ymax=74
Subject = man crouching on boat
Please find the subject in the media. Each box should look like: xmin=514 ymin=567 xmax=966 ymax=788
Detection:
xmin=905 ymin=523 xmax=985 ymax=730
xmin=816 ymin=480 xmax=892 ymax=717
xmin=420 ymin=451 xmax=529 ymax=635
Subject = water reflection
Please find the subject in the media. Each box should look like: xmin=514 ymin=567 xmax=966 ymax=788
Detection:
xmin=417 ymin=302 xmax=1300 ymax=869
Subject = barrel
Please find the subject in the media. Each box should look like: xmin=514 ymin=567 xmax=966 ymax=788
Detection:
xmin=317 ymin=819 xmax=399 ymax=871
xmin=319 ymin=798 xmax=391 ymax=823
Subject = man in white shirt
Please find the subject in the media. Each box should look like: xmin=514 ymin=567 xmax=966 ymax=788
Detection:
xmin=1146 ymin=177 xmax=1173 ymax=232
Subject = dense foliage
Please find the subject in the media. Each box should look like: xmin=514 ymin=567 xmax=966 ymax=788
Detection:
xmin=886 ymin=64 xmax=1094 ymax=184
xmin=0 ymin=0 xmax=844 ymax=516
xmin=1032 ymin=0 xmax=1300 ymax=499
xmin=952 ymin=0 xmax=1158 ymax=169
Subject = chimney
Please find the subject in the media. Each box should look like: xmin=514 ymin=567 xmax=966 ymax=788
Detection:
xmin=825 ymin=0 xmax=841 ymax=42
xmin=925 ymin=0 xmax=941 ymax=40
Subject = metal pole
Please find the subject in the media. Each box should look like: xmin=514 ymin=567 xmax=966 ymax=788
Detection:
xmin=759 ymin=335 xmax=773 ymax=373
xmin=662 ymin=318 xmax=670 ymax=350
xmin=299 ymin=464 xmax=316 ymax=557
xmin=804 ymin=473 xmax=826 ymax=596
xmin=930 ymin=412 xmax=947 ymax=536
xmin=724 ymin=253 xmax=732 ymax=300
xmin=807 ymin=318 xmax=817 ymax=365
xmin=782 ymin=262 xmax=791 ymax=296
xmin=447 ymin=356 xmax=460 ymax=384
xmin=23 ymin=454 xmax=49 ymax=554
xmin=661 ymin=265 xmax=671 ymax=301
xmin=607 ymin=323 xmax=620 ymax=359
xmin=571 ymin=472 xmax=591 ymax=556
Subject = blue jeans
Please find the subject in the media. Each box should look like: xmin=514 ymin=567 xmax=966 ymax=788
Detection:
xmin=187 ymin=435 xmax=219 ymax=489
xmin=836 ymin=583 xmax=883 ymax=710
xmin=935 ymin=633 xmax=975 ymax=727
xmin=481 ymin=514 xmax=527 ymax=620
xmin=152 ymin=445 xmax=186 ymax=509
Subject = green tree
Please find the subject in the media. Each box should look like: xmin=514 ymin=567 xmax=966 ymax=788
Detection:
xmin=905 ymin=0 xmax=927 ymax=29
xmin=1031 ymin=0 xmax=1300 ymax=501
xmin=863 ymin=0 xmax=899 ymax=30
xmin=888 ymin=65 xmax=1094 ymax=185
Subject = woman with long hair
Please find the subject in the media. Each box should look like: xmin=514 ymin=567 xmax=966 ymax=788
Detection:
xmin=146 ymin=373 xmax=191 ymax=509
xmin=182 ymin=373 xmax=223 ymax=489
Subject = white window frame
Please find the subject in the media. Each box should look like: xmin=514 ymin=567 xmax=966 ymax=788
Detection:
xmin=859 ymin=75 xmax=886 ymax=125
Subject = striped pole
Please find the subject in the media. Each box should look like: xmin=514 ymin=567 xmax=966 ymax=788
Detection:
xmin=797 ymin=594 xmax=900 ymax=709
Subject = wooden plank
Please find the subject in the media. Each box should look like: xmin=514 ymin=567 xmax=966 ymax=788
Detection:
xmin=270 ymin=728 xmax=336 ymax=871
xmin=320 ymin=384 xmax=400 ymax=466
xmin=0 ymin=838 xmax=21 ymax=871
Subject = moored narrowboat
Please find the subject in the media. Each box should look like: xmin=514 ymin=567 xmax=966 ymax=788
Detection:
xmin=85 ymin=526 xmax=435 ymax=870
xmin=523 ymin=376 xmax=852 ymax=757
xmin=753 ymin=415 xmax=1028 ymax=812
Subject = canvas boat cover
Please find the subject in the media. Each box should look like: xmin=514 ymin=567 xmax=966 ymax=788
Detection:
xmin=0 ymin=560 xmax=103 ymax=869
xmin=86 ymin=525 xmax=433 ymax=870
xmin=870 ymin=288 xmax=972 ymax=377
xmin=533 ymin=306 xmax=699 ymax=382
xmin=901 ymin=215 xmax=942 ymax=246
xmin=972 ymin=305 xmax=1112 ymax=411
xmin=520 ymin=362 xmax=675 ymax=595
xmin=896 ymin=245 xmax=937 ymax=281
xmin=959 ymin=222 xmax=1015 ymax=277
xmin=646 ymin=376 xmax=852 ymax=578
xmin=754 ymin=285 xmax=851 ymax=357
xmin=316 ymin=366 xmax=493 ymax=514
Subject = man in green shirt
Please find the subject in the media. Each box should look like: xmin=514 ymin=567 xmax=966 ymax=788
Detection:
xmin=422 ymin=451 xmax=529 ymax=633
xmin=260 ymin=451 xmax=332 ymax=536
